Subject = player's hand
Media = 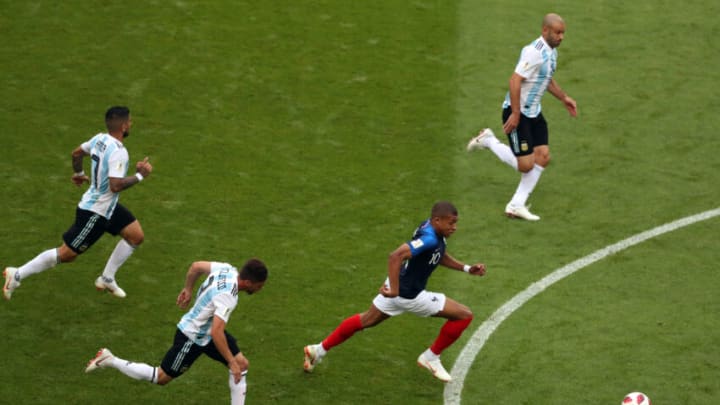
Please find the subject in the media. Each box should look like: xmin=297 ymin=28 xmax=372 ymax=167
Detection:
xmin=235 ymin=353 xmax=249 ymax=372
xmin=502 ymin=112 xmax=520 ymax=135
xmin=176 ymin=287 xmax=193 ymax=309
xmin=467 ymin=263 xmax=486 ymax=276
xmin=563 ymin=96 xmax=577 ymax=117
xmin=228 ymin=356 xmax=247 ymax=384
xmin=71 ymin=173 xmax=89 ymax=186
xmin=136 ymin=157 xmax=153 ymax=178
xmin=379 ymin=284 xmax=398 ymax=298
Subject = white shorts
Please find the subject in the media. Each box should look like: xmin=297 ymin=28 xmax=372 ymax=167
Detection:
xmin=372 ymin=290 xmax=446 ymax=317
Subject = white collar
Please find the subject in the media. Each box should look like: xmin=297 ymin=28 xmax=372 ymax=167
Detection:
xmin=538 ymin=35 xmax=552 ymax=50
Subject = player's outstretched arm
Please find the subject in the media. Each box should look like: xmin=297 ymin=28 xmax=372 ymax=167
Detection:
xmin=440 ymin=252 xmax=486 ymax=276
xmin=176 ymin=261 xmax=213 ymax=308
xmin=108 ymin=157 xmax=153 ymax=193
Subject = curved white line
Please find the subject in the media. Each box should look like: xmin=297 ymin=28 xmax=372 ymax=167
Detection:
xmin=444 ymin=208 xmax=720 ymax=404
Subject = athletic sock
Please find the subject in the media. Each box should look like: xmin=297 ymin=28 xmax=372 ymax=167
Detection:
xmin=429 ymin=316 xmax=473 ymax=355
xmin=102 ymin=239 xmax=136 ymax=280
xmin=487 ymin=137 xmax=518 ymax=170
xmin=509 ymin=164 xmax=544 ymax=207
xmin=17 ymin=248 xmax=59 ymax=281
xmin=109 ymin=356 xmax=158 ymax=383
xmin=321 ymin=314 xmax=364 ymax=351
xmin=421 ymin=348 xmax=439 ymax=361
xmin=229 ymin=371 xmax=248 ymax=405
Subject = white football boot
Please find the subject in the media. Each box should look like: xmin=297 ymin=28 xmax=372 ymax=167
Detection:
xmin=303 ymin=344 xmax=323 ymax=373
xmin=3 ymin=267 xmax=20 ymax=300
xmin=85 ymin=348 xmax=114 ymax=373
xmin=466 ymin=128 xmax=496 ymax=151
xmin=95 ymin=276 xmax=127 ymax=298
xmin=505 ymin=203 xmax=540 ymax=221
xmin=417 ymin=353 xmax=452 ymax=382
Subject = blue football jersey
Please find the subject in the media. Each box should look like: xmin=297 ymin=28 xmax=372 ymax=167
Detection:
xmin=398 ymin=219 xmax=446 ymax=298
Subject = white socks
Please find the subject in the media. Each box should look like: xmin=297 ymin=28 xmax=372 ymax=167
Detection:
xmin=17 ymin=248 xmax=59 ymax=281
xmin=510 ymin=164 xmax=544 ymax=207
xmin=109 ymin=357 xmax=159 ymax=384
xmin=482 ymin=136 xmax=546 ymax=207
xmin=108 ymin=358 xmax=248 ymax=403
xmin=16 ymin=240 xmax=135 ymax=282
xmin=102 ymin=239 xmax=136 ymax=280
xmin=316 ymin=343 xmax=327 ymax=357
xmin=422 ymin=348 xmax=440 ymax=361
xmin=229 ymin=371 xmax=248 ymax=405
xmin=486 ymin=136 xmax=518 ymax=170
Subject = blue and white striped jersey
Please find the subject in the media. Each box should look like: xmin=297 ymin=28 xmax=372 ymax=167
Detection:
xmin=502 ymin=36 xmax=558 ymax=118
xmin=177 ymin=262 xmax=239 ymax=346
xmin=77 ymin=133 xmax=129 ymax=218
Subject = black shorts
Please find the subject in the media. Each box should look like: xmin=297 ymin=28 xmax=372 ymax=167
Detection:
xmin=62 ymin=203 xmax=136 ymax=254
xmin=160 ymin=329 xmax=241 ymax=379
xmin=502 ymin=107 xmax=549 ymax=157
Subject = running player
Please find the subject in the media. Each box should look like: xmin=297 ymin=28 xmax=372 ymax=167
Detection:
xmin=85 ymin=259 xmax=268 ymax=405
xmin=3 ymin=106 xmax=152 ymax=299
xmin=303 ymin=201 xmax=486 ymax=382
xmin=467 ymin=13 xmax=578 ymax=221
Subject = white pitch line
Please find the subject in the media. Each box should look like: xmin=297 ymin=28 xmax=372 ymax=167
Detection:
xmin=444 ymin=207 xmax=720 ymax=404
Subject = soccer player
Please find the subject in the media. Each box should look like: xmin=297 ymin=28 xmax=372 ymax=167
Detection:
xmin=467 ymin=13 xmax=577 ymax=221
xmin=85 ymin=259 xmax=268 ymax=405
xmin=3 ymin=106 xmax=152 ymax=299
xmin=303 ymin=201 xmax=486 ymax=382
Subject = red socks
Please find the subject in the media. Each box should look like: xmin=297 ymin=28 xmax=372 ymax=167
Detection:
xmin=322 ymin=314 xmax=364 ymax=350
xmin=430 ymin=316 xmax=473 ymax=355
xmin=320 ymin=314 xmax=472 ymax=354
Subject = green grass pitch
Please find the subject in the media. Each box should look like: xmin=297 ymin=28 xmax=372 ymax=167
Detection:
xmin=1 ymin=1 xmax=719 ymax=404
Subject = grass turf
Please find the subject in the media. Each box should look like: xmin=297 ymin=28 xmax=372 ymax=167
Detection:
xmin=1 ymin=1 xmax=718 ymax=404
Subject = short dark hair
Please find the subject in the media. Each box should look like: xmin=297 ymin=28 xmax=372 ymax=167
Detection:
xmin=105 ymin=106 xmax=130 ymax=132
xmin=240 ymin=258 xmax=268 ymax=282
xmin=431 ymin=201 xmax=458 ymax=218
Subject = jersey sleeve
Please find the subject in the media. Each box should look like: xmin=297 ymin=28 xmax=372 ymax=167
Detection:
xmin=212 ymin=292 xmax=237 ymax=323
xmin=107 ymin=148 xmax=129 ymax=178
xmin=80 ymin=134 xmax=99 ymax=154
xmin=211 ymin=262 xmax=232 ymax=272
xmin=406 ymin=233 xmax=439 ymax=256
xmin=514 ymin=46 xmax=544 ymax=78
